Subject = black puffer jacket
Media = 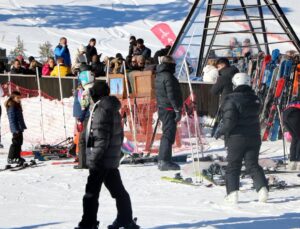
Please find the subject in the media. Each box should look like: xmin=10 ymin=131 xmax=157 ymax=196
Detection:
xmin=155 ymin=63 xmax=183 ymax=111
xmin=211 ymin=66 xmax=239 ymax=103
xmin=86 ymin=96 xmax=123 ymax=169
xmin=218 ymin=85 xmax=261 ymax=137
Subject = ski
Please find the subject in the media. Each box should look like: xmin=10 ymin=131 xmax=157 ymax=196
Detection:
xmin=161 ymin=176 xmax=201 ymax=187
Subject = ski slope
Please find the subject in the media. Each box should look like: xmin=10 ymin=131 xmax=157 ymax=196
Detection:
xmin=0 ymin=0 xmax=299 ymax=59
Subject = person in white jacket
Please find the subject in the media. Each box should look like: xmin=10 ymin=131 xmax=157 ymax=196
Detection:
xmin=202 ymin=59 xmax=219 ymax=83
xmin=72 ymin=44 xmax=88 ymax=74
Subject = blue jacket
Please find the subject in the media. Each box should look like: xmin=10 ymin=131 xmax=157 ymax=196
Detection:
xmin=73 ymin=89 xmax=90 ymax=122
xmin=54 ymin=45 xmax=71 ymax=67
xmin=7 ymin=105 xmax=27 ymax=134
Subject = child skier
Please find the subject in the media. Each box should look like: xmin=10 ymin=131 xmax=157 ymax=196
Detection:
xmin=283 ymin=100 xmax=300 ymax=170
xmin=6 ymin=91 xmax=27 ymax=165
xmin=76 ymin=81 xmax=139 ymax=229
xmin=215 ymin=73 xmax=269 ymax=204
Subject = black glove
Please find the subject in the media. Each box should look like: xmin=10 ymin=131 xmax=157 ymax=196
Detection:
xmin=175 ymin=111 xmax=181 ymax=123
xmin=214 ymin=129 xmax=222 ymax=140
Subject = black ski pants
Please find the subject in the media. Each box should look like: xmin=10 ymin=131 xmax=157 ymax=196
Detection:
xmin=226 ymin=135 xmax=268 ymax=194
xmin=78 ymin=119 xmax=88 ymax=168
xmin=283 ymin=109 xmax=300 ymax=161
xmin=158 ymin=108 xmax=177 ymax=162
xmin=8 ymin=132 xmax=23 ymax=160
xmin=79 ymin=168 xmax=133 ymax=227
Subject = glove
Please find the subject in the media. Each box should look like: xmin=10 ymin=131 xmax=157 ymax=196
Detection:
xmin=76 ymin=121 xmax=84 ymax=133
xmin=174 ymin=111 xmax=182 ymax=123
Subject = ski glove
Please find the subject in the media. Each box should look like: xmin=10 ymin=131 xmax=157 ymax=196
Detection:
xmin=174 ymin=111 xmax=182 ymax=123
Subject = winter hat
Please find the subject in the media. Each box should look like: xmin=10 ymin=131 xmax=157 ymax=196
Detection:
xmin=89 ymin=81 xmax=110 ymax=103
xmin=232 ymin=73 xmax=251 ymax=87
xmin=78 ymin=44 xmax=87 ymax=53
xmin=16 ymin=55 xmax=24 ymax=61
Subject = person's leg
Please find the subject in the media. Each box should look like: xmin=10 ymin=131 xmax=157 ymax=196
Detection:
xmin=244 ymin=137 xmax=268 ymax=192
xmin=79 ymin=169 xmax=106 ymax=227
xmin=78 ymin=119 xmax=88 ymax=168
xmin=296 ymin=137 xmax=300 ymax=161
xmin=225 ymin=136 xmax=245 ymax=194
xmin=8 ymin=133 xmax=22 ymax=162
xmin=104 ymin=169 xmax=133 ymax=226
xmin=290 ymin=136 xmax=297 ymax=161
xmin=158 ymin=109 xmax=176 ymax=162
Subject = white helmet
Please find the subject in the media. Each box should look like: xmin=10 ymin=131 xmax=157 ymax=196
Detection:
xmin=232 ymin=73 xmax=251 ymax=87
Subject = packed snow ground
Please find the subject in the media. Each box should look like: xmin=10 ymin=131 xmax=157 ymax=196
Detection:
xmin=0 ymin=139 xmax=300 ymax=229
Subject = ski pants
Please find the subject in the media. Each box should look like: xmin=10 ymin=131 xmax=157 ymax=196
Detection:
xmin=158 ymin=108 xmax=177 ymax=162
xmin=80 ymin=168 xmax=133 ymax=227
xmin=226 ymin=135 xmax=268 ymax=194
xmin=78 ymin=119 xmax=88 ymax=168
xmin=283 ymin=110 xmax=300 ymax=161
xmin=8 ymin=132 xmax=23 ymax=160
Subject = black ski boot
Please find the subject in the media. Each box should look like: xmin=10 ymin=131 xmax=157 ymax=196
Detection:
xmin=158 ymin=160 xmax=180 ymax=171
xmin=108 ymin=218 xmax=140 ymax=229
xmin=16 ymin=157 xmax=26 ymax=166
xmin=75 ymin=221 xmax=99 ymax=229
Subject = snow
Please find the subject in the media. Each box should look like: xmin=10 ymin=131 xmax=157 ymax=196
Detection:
xmin=0 ymin=139 xmax=300 ymax=229
xmin=0 ymin=0 xmax=300 ymax=228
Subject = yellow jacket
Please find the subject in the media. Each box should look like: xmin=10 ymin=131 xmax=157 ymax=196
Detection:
xmin=50 ymin=65 xmax=71 ymax=77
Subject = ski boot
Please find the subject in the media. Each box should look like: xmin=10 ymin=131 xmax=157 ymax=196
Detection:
xmin=16 ymin=157 xmax=26 ymax=166
xmin=108 ymin=218 xmax=140 ymax=229
xmin=75 ymin=221 xmax=99 ymax=229
xmin=158 ymin=160 xmax=180 ymax=171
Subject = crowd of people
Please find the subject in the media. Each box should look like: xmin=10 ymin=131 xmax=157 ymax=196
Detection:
xmin=0 ymin=36 xmax=172 ymax=78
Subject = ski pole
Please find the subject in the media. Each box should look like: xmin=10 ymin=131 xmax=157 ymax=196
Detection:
xmin=276 ymin=105 xmax=287 ymax=167
xmin=184 ymin=60 xmax=203 ymax=180
xmin=57 ymin=64 xmax=67 ymax=139
xmin=123 ymin=61 xmax=138 ymax=154
xmin=36 ymin=67 xmax=45 ymax=143
xmin=8 ymin=71 xmax=11 ymax=95
xmin=185 ymin=106 xmax=199 ymax=183
xmin=106 ymin=59 xmax=110 ymax=83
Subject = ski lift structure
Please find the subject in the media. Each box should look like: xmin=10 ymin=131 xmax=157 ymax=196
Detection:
xmin=170 ymin=0 xmax=300 ymax=78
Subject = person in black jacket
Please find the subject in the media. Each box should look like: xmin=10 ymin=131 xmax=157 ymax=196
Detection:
xmin=155 ymin=56 xmax=183 ymax=171
xmin=10 ymin=59 xmax=27 ymax=74
xmin=86 ymin=38 xmax=98 ymax=64
xmin=133 ymin=38 xmax=151 ymax=59
xmin=90 ymin=54 xmax=105 ymax=77
xmin=5 ymin=91 xmax=27 ymax=166
xmin=283 ymin=100 xmax=300 ymax=170
xmin=153 ymin=45 xmax=171 ymax=64
xmin=215 ymin=73 xmax=268 ymax=204
xmin=76 ymin=82 xmax=139 ymax=229
xmin=211 ymin=57 xmax=239 ymax=103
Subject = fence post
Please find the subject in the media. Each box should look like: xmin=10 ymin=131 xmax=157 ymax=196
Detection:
xmin=57 ymin=64 xmax=67 ymax=139
xmin=36 ymin=67 xmax=45 ymax=143
xmin=8 ymin=72 xmax=11 ymax=95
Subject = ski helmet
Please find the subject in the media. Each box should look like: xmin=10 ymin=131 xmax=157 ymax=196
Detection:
xmin=78 ymin=70 xmax=95 ymax=90
xmin=232 ymin=73 xmax=251 ymax=87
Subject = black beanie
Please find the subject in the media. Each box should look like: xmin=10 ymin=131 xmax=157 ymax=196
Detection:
xmin=89 ymin=81 xmax=110 ymax=103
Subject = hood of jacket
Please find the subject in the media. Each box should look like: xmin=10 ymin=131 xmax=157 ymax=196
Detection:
xmin=156 ymin=63 xmax=176 ymax=75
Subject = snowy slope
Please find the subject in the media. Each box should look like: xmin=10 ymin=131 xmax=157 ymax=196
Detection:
xmin=0 ymin=0 xmax=299 ymax=59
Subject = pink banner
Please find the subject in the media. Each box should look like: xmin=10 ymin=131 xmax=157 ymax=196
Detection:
xmin=151 ymin=23 xmax=177 ymax=46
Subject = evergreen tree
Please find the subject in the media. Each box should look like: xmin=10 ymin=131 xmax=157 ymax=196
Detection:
xmin=39 ymin=41 xmax=54 ymax=60
xmin=10 ymin=35 xmax=26 ymax=58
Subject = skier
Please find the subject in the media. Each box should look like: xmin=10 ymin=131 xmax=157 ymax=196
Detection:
xmin=210 ymin=57 xmax=239 ymax=137
xmin=155 ymin=56 xmax=183 ymax=171
xmin=73 ymin=84 xmax=90 ymax=169
xmin=76 ymin=81 xmax=139 ymax=229
xmin=5 ymin=91 xmax=27 ymax=166
xmin=215 ymin=73 xmax=269 ymax=204
xmin=283 ymin=100 xmax=300 ymax=170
